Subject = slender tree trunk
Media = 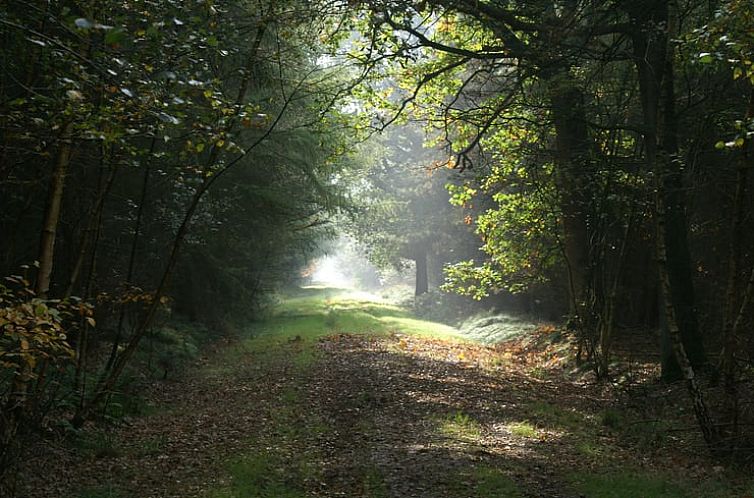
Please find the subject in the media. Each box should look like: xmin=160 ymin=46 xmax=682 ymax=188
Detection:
xmin=721 ymin=88 xmax=754 ymax=375
xmin=9 ymin=124 xmax=72 ymax=394
xmin=598 ymin=205 xmax=635 ymax=377
xmin=36 ymin=122 xmax=74 ymax=298
xmin=73 ymin=146 xmax=113 ymax=411
xmin=71 ymin=23 xmax=293 ymax=425
xmin=719 ymin=87 xmax=754 ymax=444
xmin=71 ymin=15 xmax=295 ymax=426
xmin=414 ymin=247 xmax=428 ymax=296
xmin=1 ymin=121 xmax=74 ymax=494
xmin=626 ymin=0 xmax=704 ymax=380
xmin=655 ymin=170 xmax=719 ymax=449
xmin=625 ymin=0 xmax=717 ymax=450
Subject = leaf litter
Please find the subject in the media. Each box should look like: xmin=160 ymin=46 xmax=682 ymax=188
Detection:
xmin=17 ymin=326 xmax=747 ymax=498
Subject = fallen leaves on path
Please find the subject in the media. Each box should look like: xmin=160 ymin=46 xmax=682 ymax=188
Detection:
xmin=16 ymin=329 xmax=731 ymax=498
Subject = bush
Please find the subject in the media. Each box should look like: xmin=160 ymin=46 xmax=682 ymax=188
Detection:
xmin=0 ymin=273 xmax=93 ymax=492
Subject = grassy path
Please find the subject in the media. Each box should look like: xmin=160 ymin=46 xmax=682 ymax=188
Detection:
xmin=19 ymin=287 xmax=750 ymax=498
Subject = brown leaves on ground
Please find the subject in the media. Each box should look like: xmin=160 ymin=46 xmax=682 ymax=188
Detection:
xmin=16 ymin=330 xmax=735 ymax=498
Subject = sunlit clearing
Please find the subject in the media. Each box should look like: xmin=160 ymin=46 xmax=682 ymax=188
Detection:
xmin=311 ymin=256 xmax=353 ymax=288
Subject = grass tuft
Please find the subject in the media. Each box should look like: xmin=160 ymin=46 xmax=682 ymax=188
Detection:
xmin=507 ymin=421 xmax=538 ymax=438
xmin=475 ymin=466 xmax=522 ymax=497
xmin=528 ymin=401 xmax=585 ymax=431
xmin=209 ymin=452 xmax=306 ymax=498
xmin=439 ymin=411 xmax=482 ymax=440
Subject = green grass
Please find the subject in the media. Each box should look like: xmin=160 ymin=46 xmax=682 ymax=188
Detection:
xmin=527 ymin=401 xmax=586 ymax=431
xmin=206 ymin=383 xmax=319 ymax=498
xmin=74 ymin=431 xmax=121 ymax=459
xmin=596 ymin=408 xmax=672 ymax=452
xmin=475 ymin=466 xmax=523 ymax=497
xmin=250 ymin=286 xmax=464 ymax=344
xmin=205 ymin=286 xmax=468 ymax=377
xmin=448 ymin=466 xmax=523 ymax=497
xmin=205 ymin=287 xmax=527 ymax=498
xmin=208 ymin=452 xmax=307 ymax=498
xmin=507 ymin=421 xmax=539 ymax=438
xmin=439 ymin=411 xmax=482 ymax=440
xmin=576 ymin=440 xmax=603 ymax=458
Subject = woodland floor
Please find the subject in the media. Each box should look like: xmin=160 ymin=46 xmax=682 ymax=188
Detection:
xmin=17 ymin=287 xmax=754 ymax=498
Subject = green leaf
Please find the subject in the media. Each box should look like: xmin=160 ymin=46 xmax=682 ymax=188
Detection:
xmin=105 ymin=28 xmax=127 ymax=46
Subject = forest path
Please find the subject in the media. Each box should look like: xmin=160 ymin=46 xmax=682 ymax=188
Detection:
xmin=22 ymin=287 xmax=732 ymax=498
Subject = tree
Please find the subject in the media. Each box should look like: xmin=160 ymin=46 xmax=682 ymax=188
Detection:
xmin=342 ymin=0 xmax=754 ymax=448
xmin=0 ymin=0 xmax=359 ymax=487
xmin=349 ymin=123 xmax=471 ymax=296
xmin=348 ymin=0 xmax=644 ymax=375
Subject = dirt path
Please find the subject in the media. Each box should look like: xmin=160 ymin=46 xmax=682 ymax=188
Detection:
xmin=20 ymin=330 xmax=625 ymax=498
xmin=18 ymin=291 xmax=737 ymax=498
xmin=304 ymin=333 xmax=581 ymax=498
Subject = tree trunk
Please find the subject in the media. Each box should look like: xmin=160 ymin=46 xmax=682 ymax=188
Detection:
xmin=414 ymin=248 xmax=428 ymax=296
xmin=719 ymin=87 xmax=754 ymax=444
xmin=598 ymin=204 xmax=635 ymax=377
xmin=72 ymin=181 xmax=205 ymax=427
xmin=626 ymin=0 xmax=704 ymax=380
xmin=721 ymin=88 xmax=754 ymax=380
xmin=546 ymin=72 xmax=597 ymax=358
xmin=36 ymin=122 xmax=73 ymax=298
xmin=655 ymin=171 xmax=719 ymax=449
xmin=625 ymin=0 xmax=717 ymax=450
xmin=1 ymin=122 xmax=73 ymax=494
xmin=72 ymin=31 xmax=295 ymax=425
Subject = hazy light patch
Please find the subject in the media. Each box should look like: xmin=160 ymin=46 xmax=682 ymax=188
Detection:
xmin=332 ymin=289 xmax=385 ymax=302
xmin=311 ymin=256 xmax=353 ymax=288
xmin=316 ymin=54 xmax=336 ymax=68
